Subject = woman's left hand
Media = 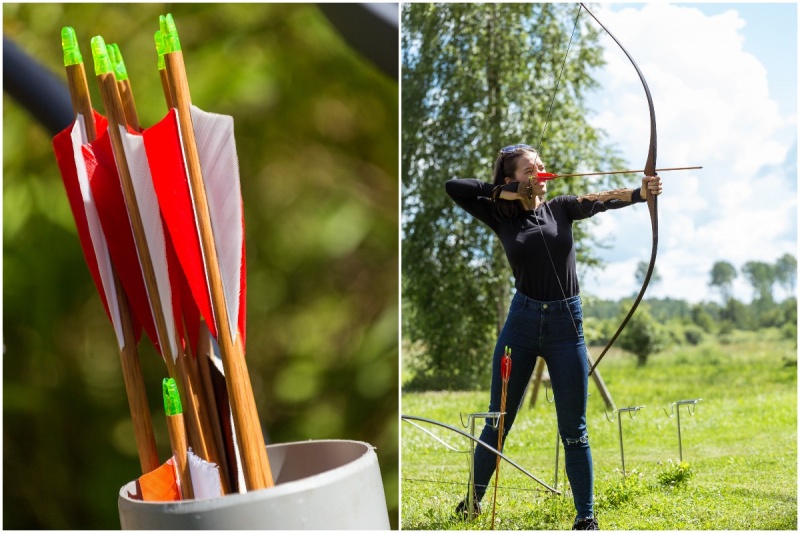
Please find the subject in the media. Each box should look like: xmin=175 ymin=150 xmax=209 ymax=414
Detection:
xmin=641 ymin=175 xmax=662 ymax=198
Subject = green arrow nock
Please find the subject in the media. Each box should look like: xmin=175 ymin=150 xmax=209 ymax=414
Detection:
xmin=162 ymin=378 xmax=183 ymax=416
xmin=90 ymin=35 xmax=112 ymax=76
xmin=106 ymin=43 xmax=129 ymax=81
xmin=61 ymin=26 xmax=82 ymax=67
xmin=159 ymin=13 xmax=181 ymax=54
xmin=154 ymin=30 xmax=166 ymax=70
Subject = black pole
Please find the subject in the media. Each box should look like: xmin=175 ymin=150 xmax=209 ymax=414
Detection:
xmin=317 ymin=3 xmax=398 ymax=81
xmin=3 ymin=37 xmax=74 ymax=136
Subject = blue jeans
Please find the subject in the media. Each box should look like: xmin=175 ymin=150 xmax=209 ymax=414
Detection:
xmin=470 ymin=291 xmax=594 ymax=518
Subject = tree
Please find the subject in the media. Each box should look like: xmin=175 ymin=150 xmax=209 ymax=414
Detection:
xmin=635 ymin=260 xmax=661 ymax=287
xmin=709 ymin=261 xmax=737 ymax=304
xmin=742 ymin=261 xmax=777 ymax=326
xmin=725 ymin=298 xmax=755 ymax=331
xmin=774 ymin=253 xmax=797 ymax=294
xmin=742 ymin=261 xmax=776 ymax=302
xmin=402 ymin=3 xmax=624 ymax=389
xmin=690 ymin=303 xmax=715 ymax=333
xmin=618 ymin=304 xmax=666 ymax=366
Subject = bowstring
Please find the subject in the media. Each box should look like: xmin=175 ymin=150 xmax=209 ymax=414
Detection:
xmin=527 ymin=4 xmax=586 ymax=352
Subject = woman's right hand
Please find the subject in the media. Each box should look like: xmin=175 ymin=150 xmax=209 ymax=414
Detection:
xmin=501 ymin=180 xmax=534 ymax=199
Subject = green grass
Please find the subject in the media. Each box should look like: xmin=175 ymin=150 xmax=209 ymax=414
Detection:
xmin=401 ymin=331 xmax=797 ymax=530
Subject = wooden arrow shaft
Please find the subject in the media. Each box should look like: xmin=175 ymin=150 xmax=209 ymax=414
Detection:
xmin=164 ymin=50 xmax=273 ymax=491
xmin=117 ymin=78 xmax=140 ymax=132
xmin=546 ymin=165 xmax=702 ymax=179
xmin=97 ymin=72 xmax=177 ymax=366
xmin=67 ymin=63 xmax=159 ymax=474
xmin=97 ymin=71 xmax=228 ymax=486
xmin=491 ymin=380 xmax=509 ymax=529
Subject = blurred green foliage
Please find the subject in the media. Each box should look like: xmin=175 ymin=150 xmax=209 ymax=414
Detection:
xmin=3 ymin=3 xmax=398 ymax=529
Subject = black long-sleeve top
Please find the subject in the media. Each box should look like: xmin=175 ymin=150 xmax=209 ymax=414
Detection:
xmin=445 ymin=178 xmax=646 ymax=301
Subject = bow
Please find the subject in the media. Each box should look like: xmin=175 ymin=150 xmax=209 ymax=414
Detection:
xmin=401 ymin=414 xmax=560 ymax=495
xmin=579 ymin=3 xmax=658 ymax=376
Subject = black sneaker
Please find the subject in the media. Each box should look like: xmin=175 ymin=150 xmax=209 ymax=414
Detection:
xmin=454 ymin=498 xmax=481 ymax=520
xmin=573 ymin=516 xmax=599 ymax=530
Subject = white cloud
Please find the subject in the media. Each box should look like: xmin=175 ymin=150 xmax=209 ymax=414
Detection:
xmin=583 ymin=3 xmax=796 ymax=303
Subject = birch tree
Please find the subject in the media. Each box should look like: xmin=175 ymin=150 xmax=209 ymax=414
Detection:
xmin=402 ymin=3 xmax=624 ymax=389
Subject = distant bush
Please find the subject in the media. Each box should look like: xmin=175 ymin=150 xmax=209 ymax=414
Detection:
xmin=683 ymin=325 xmax=705 ymax=346
xmin=691 ymin=304 xmax=716 ymax=333
xmin=781 ymin=322 xmax=797 ymax=344
xmin=619 ymin=305 xmax=667 ymax=366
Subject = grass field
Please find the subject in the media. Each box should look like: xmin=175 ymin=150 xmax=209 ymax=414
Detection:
xmin=400 ymin=330 xmax=797 ymax=530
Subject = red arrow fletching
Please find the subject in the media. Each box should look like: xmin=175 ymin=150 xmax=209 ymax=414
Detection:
xmin=143 ymin=109 xmax=218 ymax=342
xmin=535 ymin=172 xmax=558 ymax=183
xmin=53 ymin=113 xmax=113 ymax=324
xmin=84 ymin=126 xmax=164 ymax=356
xmin=52 ymin=111 xmax=144 ymax=346
xmin=501 ymin=353 xmax=512 ymax=381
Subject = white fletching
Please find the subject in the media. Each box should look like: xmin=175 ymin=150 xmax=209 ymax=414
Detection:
xmin=118 ymin=125 xmax=180 ymax=362
xmin=187 ymin=448 xmax=223 ymax=500
xmin=71 ymin=114 xmax=125 ymax=350
xmin=189 ymin=105 xmax=243 ymax=343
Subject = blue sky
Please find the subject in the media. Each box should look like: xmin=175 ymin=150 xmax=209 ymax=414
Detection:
xmin=580 ymin=3 xmax=797 ymax=304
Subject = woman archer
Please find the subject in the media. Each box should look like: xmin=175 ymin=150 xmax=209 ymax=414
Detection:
xmin=445 ymin=144 xmax=662 ymax=530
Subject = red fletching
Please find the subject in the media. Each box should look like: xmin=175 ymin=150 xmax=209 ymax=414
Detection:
xmin=501 ymin=353 xmax=512 ymax=381
xmin=535 ymin=172 xmax=558 ymax=183
xmin=142 ymin=109 xmax=217 ymax=341
xmin=53 ymin=112 xmax=111 ymax=324
xmin=84 ymin=127 xmax=162 ymax=355
xmin=179 ymin=265 xmax=202 ymax=358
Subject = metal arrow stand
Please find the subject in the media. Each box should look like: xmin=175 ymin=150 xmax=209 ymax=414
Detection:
xmin=605 ymin=405 xmax=645 ymax=478
xmin=664 ymin=398 xmax=702 ymax=461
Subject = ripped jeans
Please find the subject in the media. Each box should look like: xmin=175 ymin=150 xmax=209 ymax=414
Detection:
xmin=470 ymin=291 xmax=594 ymax=518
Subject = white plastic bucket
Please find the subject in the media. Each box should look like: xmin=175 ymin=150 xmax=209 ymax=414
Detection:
xmin=118 ymin=439 xmax=391 ymax=529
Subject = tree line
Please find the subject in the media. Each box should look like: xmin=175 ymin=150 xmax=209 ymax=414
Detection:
xmin=582 ymin=255 xmax=796 ymax=367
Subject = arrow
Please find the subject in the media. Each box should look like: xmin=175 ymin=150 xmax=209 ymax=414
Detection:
xmin=157 ymin=13 xmax=273 ymax=491
xmin=106 ymin=43 xmax=140 ymax=132
xmin=163 ymin=377 xmax=194 ymax=499
xmin=88 ymin=35 xmax=228 ymax=490
xmin=533 ymin=165 xmax=702 ymax=182
xmin=491 ymin=346 xmax=513 ymax=529
xmin=52 ymin=27 xmax=159 ymax=475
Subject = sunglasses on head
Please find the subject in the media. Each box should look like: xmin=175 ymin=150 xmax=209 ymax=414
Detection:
xmin=501 ymin=144 xmax=532 ymax=154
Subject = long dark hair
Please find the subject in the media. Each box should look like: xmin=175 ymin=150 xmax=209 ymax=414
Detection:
xmin=491 ymin=145 xmax=539 ymax=220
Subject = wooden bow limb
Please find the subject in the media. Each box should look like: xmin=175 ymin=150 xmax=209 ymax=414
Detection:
xmin=580 ymin=2 xmax=660 ymax=377
xmin=61 ymin=43 xmax=159 ymax=475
